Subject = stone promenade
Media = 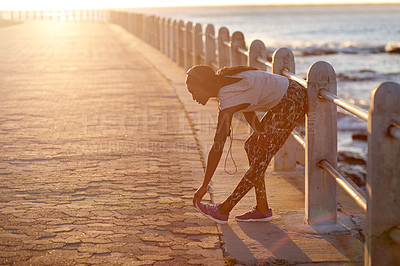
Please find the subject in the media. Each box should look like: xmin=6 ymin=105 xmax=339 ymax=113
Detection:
xmin=0 ymin=21 xmax=223 ymax=264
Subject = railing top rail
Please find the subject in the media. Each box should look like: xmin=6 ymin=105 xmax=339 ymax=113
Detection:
xmin=256 ymin=56 xmax=272 ymax=69
xmin=223 ymin=40 xmax=231 ymax=47
xmin=208 ymin=33 xmax=217 ymax=40
xmin=237 ymin=47 xmax=249 ymax=56
xmin=319 ymin=160 xmax=367 ymax=211
xmin=319 ymin=90 xmax=369 ymax=122
xmin=255 ymin=56 xmax=308 ymax=88
xmin=292 ymin=130 xmax=306 ymax=149
xmin=282 ymin=69 xmax=308 ymax=88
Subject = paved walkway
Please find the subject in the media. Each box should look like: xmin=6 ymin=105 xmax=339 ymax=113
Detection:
xmin=0 ymin=20 xmax=366 ymax=265
xmin=0 ymin=21 xmax=223 ymax=264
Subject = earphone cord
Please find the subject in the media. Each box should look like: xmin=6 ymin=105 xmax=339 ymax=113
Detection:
xmin=224 ymin=125 xmax=237 ymax=175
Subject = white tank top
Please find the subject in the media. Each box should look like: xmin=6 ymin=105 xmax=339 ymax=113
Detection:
xmin=217 ymin=70 xmax=289 ymax=112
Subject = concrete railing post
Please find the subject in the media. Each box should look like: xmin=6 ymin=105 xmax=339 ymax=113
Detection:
xmin=165 ymin=18 xmax=170 ymax=56
xmin=177 ymin=20 xmax=185 ymax=68
xmin=155 ymin=16 xmax=160 ymax=49
xmin=231 ymin=31 xmax=247 ymax=66
xmin=171 ymin=20 xmax=177 ymax=62
xmin=218 ymin=27 xmax=230 ymax=68
xmin=159 ymin=17 xmax=165 ymax=52
xmin=194 ymin=23 xmax=203 ymax=65
xmin=365 ymin=81 xmax=400 ymax=266
xmin=129 ymin=13 xmax=134 ymax=33
xmin=138 ymin=14 xmax=144 ymax=38
xmin=151 ymin=16 xmax=157 ymax=47
xmin=147 ymin=16 xmax=152 ymax=45
xmin=185 ymin=22 xmax=194 ymax=70
xmin=248 ymin=40 xmax=267 ymax=70
xmin=272 ymin=48 xmax=297 ymax=172
xmin=144 ymin=15 xmax=149 ymax=43
xmin=305 ymin=61 xmax=337 ymax=225
xmin=205 ymin=24 xmax=217 ymax=69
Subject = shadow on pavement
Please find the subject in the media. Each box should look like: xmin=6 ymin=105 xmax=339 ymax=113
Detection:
xmin=222 ymin=222 xmax=312 ymax=264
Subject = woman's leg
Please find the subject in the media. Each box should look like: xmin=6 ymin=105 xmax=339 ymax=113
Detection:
xmin=254 ymin=175 xmax=269 ymax=212
xmin=219 ymin=146 xmax=272 ymax=215
xmin=219 ymin=81 xmax=307 ymax=215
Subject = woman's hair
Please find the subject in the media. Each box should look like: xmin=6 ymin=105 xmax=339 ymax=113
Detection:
xmin=186 ymin=65 xmax=217 ymax=89
xmin=216 ymin=65 xmax=260 ymax=88
xmin=215 ymin=65 xmax=260 ymax=78
xmin=186 ymin=65 xmax=260 ymax=91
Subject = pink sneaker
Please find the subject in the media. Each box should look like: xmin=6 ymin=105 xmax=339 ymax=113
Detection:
xmin=235 ymin=207 xmax=273 ymax=222
xmin=196 ymin=203 xmax=229 ymax=224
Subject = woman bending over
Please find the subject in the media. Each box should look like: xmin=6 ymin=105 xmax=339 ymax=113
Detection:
xmin=186 ymin=65 xmax=307 ymax=224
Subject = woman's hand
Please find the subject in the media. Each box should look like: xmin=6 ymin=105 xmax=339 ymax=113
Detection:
xmin=193 ymin=185 xmax=208 ymax=207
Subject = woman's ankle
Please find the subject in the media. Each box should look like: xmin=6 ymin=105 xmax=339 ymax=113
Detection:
xmin=219 ymin=202 xmax=232 ymax=215
xmin=256 ymin=204 xmax=269 ymax=214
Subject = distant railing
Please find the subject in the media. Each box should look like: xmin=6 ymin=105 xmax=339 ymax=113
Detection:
xmin=3 ymin=9 xmax=399 ymax=265
xmin=0 ymin=9 xmax=110 ymax=22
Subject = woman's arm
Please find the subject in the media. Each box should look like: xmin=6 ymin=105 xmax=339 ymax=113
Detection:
xmin=243 ymin=111 xmax=263 ymax=134
xmin=193 ymin=108 xmax=233 ymax=206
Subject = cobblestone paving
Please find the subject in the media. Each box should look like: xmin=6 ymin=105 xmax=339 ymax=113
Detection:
xmin=0 ymin=21 xmax=223 ymax=265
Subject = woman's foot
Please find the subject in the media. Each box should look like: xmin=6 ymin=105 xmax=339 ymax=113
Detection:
xmin=196 ymin=203 xmax=229 ymax=224
xmin=235 ymin=207 xmax=273 ymax=222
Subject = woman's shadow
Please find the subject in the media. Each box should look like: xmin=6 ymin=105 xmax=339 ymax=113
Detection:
xmin=221 ymin=222 xmax=312 ymax=264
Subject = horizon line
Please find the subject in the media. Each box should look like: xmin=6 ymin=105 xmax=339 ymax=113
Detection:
xmin=1 ymin=2 xmax=400 ymax=11
xmin=131 ymin=2 xmax=400 ymax=8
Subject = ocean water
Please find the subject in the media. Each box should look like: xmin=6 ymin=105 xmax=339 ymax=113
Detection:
xmin=131 ymin=4 xmax=400 ymax=155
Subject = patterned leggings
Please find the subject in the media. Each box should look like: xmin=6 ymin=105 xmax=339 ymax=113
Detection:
xmin=227 ymin=79 xmax=308 ymax=207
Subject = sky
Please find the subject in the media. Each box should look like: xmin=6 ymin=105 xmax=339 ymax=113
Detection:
xmin=0 ymin=0 xmax=399 ymax=10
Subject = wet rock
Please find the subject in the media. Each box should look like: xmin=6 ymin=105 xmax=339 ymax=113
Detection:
xmin=385 ymin=42 xmax=400 ymax=53
xmin=338 ymin=151 xmax=367 ymax=166
xmin=337 ymin=151 xmax=367 ymax=187
xmin=352 ymin=131 xmax=368 ymax=141
xmin=338 ymin=163 xmax=366 ymax=187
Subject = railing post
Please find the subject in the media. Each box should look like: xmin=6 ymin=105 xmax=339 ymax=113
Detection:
xmin=144 ymin=15 xmax=149 ymax=43
xmin=205 ymin=24 xmax=217 ymax=69
xmin=155 ymin=16 xmax=160 ymax=49
xmin=305 ymin=61 xmax=337 ymax=225
xmin=272 ymin=48 xmax=297 ymax=171
xmin=161 ymin=17 xmax=165 ymax=53
xmin=248 ymin=40 xmax=267 ymax=70
xmin=177 ymin=20 xmax=185 ymax=68
xmin=147 ymin=15 xmax=152 ymax=45
xmin=171 ymin=19 xmax=177 ymax=62
xmin=218 ymin=27 xmax=230 ymax=68
xmin=165 ymin=18 xmax=170 ymax=56
xmin=157 ymin=16 xmax=162 ymax=49
xmin=152 ymin=16 xmax=157 ymax=47
xmin=365 ymin=82 xmax=400 ymax=266
xmin=194 ymin=23 xmax=203 ymax=65
xmin=231 ymin=31 xmax=247 ymax=66
xmin=185 ymin=21 xmax=194 ymax=70
xmin=138 ymin=14 xmax=144 ymax=38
